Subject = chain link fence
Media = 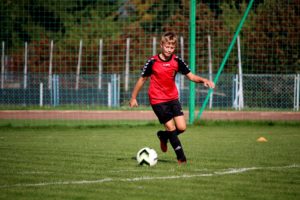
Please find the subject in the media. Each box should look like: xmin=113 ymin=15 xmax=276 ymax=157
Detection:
xmin=1 ymin=73 xmax=299 ymax=111
xmin=0 ymin=0 xmax=299 ymax=122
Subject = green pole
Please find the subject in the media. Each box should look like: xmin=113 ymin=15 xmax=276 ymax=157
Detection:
xmin=197 ymin=0 xmax=254 ymax=120
xmin=188 ymin=0 xmax=196 ymax=124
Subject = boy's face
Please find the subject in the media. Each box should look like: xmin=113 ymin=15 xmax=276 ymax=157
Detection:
xmin=160 ymin=42 xmax=176 ymax=59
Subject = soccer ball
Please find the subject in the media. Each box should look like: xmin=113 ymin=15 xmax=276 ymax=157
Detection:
xmin=136 ymin=147 xmax=158 ymax=166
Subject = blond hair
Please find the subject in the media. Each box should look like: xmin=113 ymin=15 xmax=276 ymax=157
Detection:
xmin=161 ymin=32 xmax=178 ymax=46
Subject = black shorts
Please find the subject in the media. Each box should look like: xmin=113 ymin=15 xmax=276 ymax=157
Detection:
xmin=151 ymin=99 xmax=184 ymax=124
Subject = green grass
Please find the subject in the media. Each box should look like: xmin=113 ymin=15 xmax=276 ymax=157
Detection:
xmin=0 ymin=122 xmax=299 ymax=200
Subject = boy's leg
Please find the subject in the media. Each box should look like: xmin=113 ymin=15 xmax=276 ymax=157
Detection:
xmin=157 ymin=130 xmax=168 ymax=152
xmin=152 ymin=100 xmax=186 ymax=155
xmin=167 ymin=130 xmax=186 ymax=162
xmin=174 ymin=115 xmax=186 ymax=135
xmin=164 ymin=118 xmax=186 ymax=162
xmin=151 ymin=102 xmax=172 ymax=153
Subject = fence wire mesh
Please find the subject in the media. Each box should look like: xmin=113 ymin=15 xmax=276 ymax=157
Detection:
xmin=0 ymin=0 xmax=299 ymax=122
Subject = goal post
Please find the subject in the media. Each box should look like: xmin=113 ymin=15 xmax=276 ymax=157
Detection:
xmin=188 ymin=0 xmax=196 ymax=124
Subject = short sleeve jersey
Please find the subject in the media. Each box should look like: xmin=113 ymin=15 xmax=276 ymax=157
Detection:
xmin=141 ymin=54 xmax=190 ymax=105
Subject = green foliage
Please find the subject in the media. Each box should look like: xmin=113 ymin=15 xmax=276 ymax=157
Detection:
xmin=0 ymin=0 xmax=299 ymax=74
xmin=220 ymin=0 xmax=255 ymax=35
xmin=243 ymin=0 xmax=300 ymax=73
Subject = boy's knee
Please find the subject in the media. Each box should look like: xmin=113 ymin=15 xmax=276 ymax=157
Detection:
xmin=177 ymin=124 xmax=186 ymax=134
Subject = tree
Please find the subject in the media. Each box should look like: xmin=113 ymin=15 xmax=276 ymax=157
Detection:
xmin=243 ymin=0 xmax=300 ymax=73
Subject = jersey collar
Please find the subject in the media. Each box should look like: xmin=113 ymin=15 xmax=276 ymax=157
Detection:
xmin=158 ymin=54 xmax=173 ymax=62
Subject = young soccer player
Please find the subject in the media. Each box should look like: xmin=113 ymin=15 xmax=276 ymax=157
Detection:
xmin=129 ymin=32 xmax=215 ymax=164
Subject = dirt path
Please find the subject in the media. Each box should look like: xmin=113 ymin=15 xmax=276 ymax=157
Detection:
xmin=0 ymin=110 xmax=299 ymax=121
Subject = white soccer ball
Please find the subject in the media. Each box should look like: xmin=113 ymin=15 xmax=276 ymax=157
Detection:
xmin=136 ymin=147 xmax=158 ymax=166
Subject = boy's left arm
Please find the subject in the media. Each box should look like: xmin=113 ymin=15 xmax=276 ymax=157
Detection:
xmin=186 ymin=72 xmax=215 ymax=89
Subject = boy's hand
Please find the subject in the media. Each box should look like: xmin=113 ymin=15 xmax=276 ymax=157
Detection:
xmin=203 ymin=79 xmax=215 ymax=89
xmin=129 ymin=98 xmax=138 ymax=107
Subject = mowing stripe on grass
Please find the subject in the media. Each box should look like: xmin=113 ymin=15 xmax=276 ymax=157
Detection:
xmin=1 ymin=164 xmax=298 ymax=189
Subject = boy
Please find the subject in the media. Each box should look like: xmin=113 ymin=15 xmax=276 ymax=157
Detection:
xmin=129 ymin=32 xmax=215 ymax=164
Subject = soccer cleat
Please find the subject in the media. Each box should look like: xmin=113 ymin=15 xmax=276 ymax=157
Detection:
xmin=177 ymin=159 xmax=187 ymax=165
xmin=177 ymin=155 xmax=187 ymax=165
xmin=157 ymin=131 xmax=168 ymax=152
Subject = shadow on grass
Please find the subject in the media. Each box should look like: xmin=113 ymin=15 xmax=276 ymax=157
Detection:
xmin=117 ymin=157 xmax=174 ymax=163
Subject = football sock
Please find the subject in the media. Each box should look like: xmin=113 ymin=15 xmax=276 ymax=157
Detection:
xmin=157 ymin=130 xmax=168 ymax=141
xmin=176 ymin=129 xmax=185 ymax=136
xmin=167 ymin=130 xmax=186 ymax=161
xmin=157 ymin=130 xmax=168 ymax=152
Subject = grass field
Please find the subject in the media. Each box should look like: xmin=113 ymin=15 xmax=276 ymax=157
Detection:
xmin=0 ymin=121 xmax=299 ymax=200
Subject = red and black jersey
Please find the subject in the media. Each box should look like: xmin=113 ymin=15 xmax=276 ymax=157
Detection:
xmin=141 ymin=54 xmax=190 ymax=105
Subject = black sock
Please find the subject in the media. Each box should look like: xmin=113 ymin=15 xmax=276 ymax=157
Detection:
xmin=167 ymin=130 xmax=186 ymax=161
xmin=157 ymin=130 xmax=168 ymax=142
xmin=176 ymin=129 xmax=185 ymax=136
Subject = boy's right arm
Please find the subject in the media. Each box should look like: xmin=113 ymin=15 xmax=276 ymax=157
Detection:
xmin=129 ymin=77 xmax=148 ymax=107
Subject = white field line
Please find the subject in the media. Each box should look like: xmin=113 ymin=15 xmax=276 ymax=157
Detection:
xmin=0 ymin=164 xmax=298 ymax=189
xmin=18 ymin=171 xmax=53 ymax=175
